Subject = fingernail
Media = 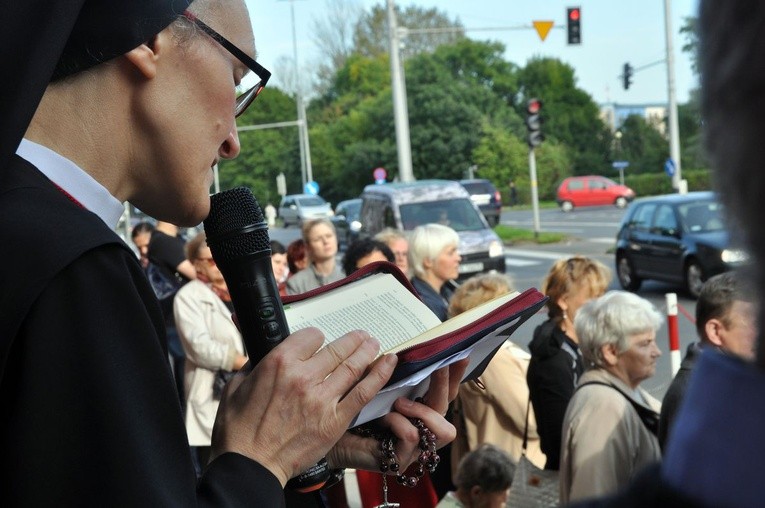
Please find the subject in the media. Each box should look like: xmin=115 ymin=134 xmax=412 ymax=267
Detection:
xmin=398 ymin=397 xmax=413 ymax=407
xmin=384 ymin=353 xmax=398 ymax=366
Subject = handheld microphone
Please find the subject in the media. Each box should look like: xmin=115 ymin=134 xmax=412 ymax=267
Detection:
xmin=204 ymin=186 xmax=331 ymax=492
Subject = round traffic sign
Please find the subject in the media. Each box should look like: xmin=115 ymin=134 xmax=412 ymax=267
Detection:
xmin=373 ymin=167 xmax=387 ymax=181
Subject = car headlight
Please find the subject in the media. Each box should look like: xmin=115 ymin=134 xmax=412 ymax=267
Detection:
xmin=489 ymin=240 xmax=504 ymax=258
xmin=721 ymin=248 xmax=748 ymax=263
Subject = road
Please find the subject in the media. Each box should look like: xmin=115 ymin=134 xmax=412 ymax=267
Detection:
xmin=500 ymin=205 xmax=697 ymax=400
xmin=269 ymin=205 xmax=695 ymax=400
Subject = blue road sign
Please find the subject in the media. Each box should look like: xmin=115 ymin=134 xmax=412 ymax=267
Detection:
xmin=612 ymin=161 xmax=630 ymax=169
xmin=304 ymin=181 xmax=320 ymax=195
xmin=664 ymin=158 xmax=676 ymax=178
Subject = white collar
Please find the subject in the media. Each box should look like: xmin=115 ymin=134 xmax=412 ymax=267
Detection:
xmin=16 ymin=138 xmax=124 ymax=228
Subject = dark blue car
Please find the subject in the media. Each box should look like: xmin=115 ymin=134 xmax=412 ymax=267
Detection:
xmin=615 ymin=191 xmax=748 ymax=298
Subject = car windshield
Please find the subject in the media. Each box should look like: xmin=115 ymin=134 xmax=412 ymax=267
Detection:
xmin=678 ymin=200 xmax=726 ymax=233
xmin=342 ymin=201 xmax=361 ymax=219
xmin=399 ymin=198 xmax=486 ymax=232
xmin=298 ymin=197 xmax=326 ymax=207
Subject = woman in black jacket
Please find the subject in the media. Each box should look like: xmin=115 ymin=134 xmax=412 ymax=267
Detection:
xmin=526 ymin=256 xmax=611 ymax=470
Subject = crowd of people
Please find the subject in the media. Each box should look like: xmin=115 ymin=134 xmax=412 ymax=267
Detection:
xmin=4 ymin=0 xmax=765 ymax=507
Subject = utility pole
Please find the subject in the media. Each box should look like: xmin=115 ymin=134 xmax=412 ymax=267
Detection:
xmin=386 ymin=0 xmax=414 ymax=182
xmin=283 ymin=0 xmax=313 ymax=187
xmin=664 ymin=0 xmax=683 ymax=192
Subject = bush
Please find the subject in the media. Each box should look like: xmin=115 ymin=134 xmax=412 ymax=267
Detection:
xmin=624 ymin=168 xmax=712 ymax=197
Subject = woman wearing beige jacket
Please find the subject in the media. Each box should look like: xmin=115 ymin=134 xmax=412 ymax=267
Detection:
xmin=560 ymin=291 xmax=663 ymax=504
xmin=449 ymin=273 xmax=546 ymax=481
xmin=173 ymin=232 xmax=247 ymax=469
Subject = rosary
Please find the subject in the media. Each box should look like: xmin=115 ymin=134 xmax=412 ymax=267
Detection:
xmin=351 ymin=402 xmax=440 ymax=508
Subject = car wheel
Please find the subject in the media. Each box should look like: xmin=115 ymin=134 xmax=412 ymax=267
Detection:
xmin=685 ymin=260 xmax=705 ymax=299
xmin=617 ymin=254 xmax=642 ymax=291
xmin=615 ymin=196 xmax=628 ymax=208
xmin=489 ymin=215 xmax=500 ymax=227
xmin=560 ymin=201 xmax=574 ymax=212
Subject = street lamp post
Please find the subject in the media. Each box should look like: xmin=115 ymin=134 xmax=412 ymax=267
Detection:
xmin=282 ymin=0 xmax=313 ymax=188
xmin=386 ymin=0 xmax=414 ymax=182
xmin=664 ymin=0 xmax=683 ymax=192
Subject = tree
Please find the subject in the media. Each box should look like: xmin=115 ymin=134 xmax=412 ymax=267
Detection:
xmin=516 ymin=57 xmax=612 ymax=175
xmin=353 ymin=3 xmax=464 ymax=59
xmin=310 ymin=0 xmax=364 ymax=95
xmin=679 ymin=16 xmax=699 ymax=76
xmin=616 ymin=114 xmax=668 ymax=174
xmin=218 ymin=88 xmax=301 ymax=201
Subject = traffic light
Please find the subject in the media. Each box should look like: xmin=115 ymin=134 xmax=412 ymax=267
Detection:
xmin=526 ymin=98 xmax=544 ymax=148
xmin=567 ymin=7 xmax=581 ymax=44
xmin=623 ymin=62 xmax=633 ymax=90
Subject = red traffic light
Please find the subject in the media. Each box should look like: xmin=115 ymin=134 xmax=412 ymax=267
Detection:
xmin=527 ymin=98 xmax=542 ymax=115
xmin=569 ymin=8 xmax=580 ymax=21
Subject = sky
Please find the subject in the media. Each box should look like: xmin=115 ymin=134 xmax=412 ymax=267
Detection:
xmin=246 ymin=0 xmax=699 ymax=106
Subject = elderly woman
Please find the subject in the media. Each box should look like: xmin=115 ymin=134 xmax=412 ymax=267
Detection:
xmin=173 ymin=232 xmax=248 ymax=469
xmin=559 ymin=290 xmax=663 ymax=504
xmin=409 ymin=223 xmax=462 ymax=322
xmin=527 ymin=256 xmax=611 ymax=470
xmin=450 ymin=273 xmax=546 ymax=478
xmin=286 ymin=218 xmax=344 ymax=295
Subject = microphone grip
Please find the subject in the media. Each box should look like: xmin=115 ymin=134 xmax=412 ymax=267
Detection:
xmin=219 ymin=253 xmax=288 ymax=364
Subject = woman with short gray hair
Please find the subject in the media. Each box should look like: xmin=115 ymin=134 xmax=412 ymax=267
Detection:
xmin=559 ymin=291 xmax=663 ymax=504
xmin=409 ymin=223 xmax=461 ymax=321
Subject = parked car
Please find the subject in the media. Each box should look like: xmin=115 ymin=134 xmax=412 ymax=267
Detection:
xmin=331 ymin=198 xmax=362 ymax=251
xmin=359 ymin=180 xmax=505 ymax=279
xmin=278 ymin=194 xmax=333 ymax=227
xmin=556 ymin=175 xmax=635 ymax=212
xmin=459 ymin=179 xmax=502 ymax=226
xmin=615 ymin=191 xmax=748 ymax=298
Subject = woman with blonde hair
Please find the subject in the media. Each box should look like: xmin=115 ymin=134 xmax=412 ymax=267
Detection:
xmin=527 ymin=256 xmax=611 ymax=470
xmin=286 ymin=218 xmax=344 ymax=295
xmin=450 ymin=273 xmax=546 ymax=482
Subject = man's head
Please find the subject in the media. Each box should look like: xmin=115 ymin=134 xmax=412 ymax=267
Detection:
xmin=696 ymin=272 xmax=757 ymax=360
xmin=28 ymin=0 xmax=267 ymax=227
xmin=700 ymin=0 xmax=765 ymax=367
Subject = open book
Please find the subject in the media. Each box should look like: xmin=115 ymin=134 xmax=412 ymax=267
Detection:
xmin=282 ymin=261 xmax=546 ymax=426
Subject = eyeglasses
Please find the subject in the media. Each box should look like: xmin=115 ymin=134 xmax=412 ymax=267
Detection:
xmin=183 ymin=10 xmax=271 ymax=117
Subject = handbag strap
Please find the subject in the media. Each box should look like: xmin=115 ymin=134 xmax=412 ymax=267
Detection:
xmin=576 ymin=381 xmax=659 ymax=436
xmin=522 ymin=396 xmax=530 ymax=452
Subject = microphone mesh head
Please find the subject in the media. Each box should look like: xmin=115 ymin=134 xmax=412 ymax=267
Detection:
xmin=204 ymin=187 xmax=270 ymax=262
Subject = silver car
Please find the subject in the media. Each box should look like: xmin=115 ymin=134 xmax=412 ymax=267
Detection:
xmin=278 ymin=194 xmax=333 ymax=227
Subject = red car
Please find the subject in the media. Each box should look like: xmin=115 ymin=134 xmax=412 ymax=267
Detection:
xmin=556 ymin=175 xmax=635 ymax=212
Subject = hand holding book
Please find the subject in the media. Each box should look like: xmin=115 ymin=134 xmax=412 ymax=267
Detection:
xmin=282 ymin=262 xmax=546 ymax=426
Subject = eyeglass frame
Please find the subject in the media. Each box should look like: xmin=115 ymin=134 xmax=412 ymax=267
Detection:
xmin=183 ymin=10 xmax=271 ymax=117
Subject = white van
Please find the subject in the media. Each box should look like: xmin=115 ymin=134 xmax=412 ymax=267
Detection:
xmin=359 ymin=180 xmax=505 ymax=279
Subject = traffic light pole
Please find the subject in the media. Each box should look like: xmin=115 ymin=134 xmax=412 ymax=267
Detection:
xmin=664 ymin=0 xmax=683 ymax=192
xmin=528 ymin=148 xmax=541 ymax=239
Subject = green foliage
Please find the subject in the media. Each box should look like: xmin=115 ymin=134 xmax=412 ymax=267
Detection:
xmin=471 ymin=123 xmax=572 ymax=203
xmin=494 ymin=224 xmax=567 ymax=244
xmin=219 ymin=88 xmax=301 ymax=202
xmin=218 ymin=6 xmax=705 ymax=210
xmin=624 ymin=168 xmax=712 ymax=197
xmin=616 ymin=114 xmax=669 ymax=174
xmin=353 ymin=4 xmax=464 ymax=59
xmin=516 ymin=57 xmax=612 ymax=175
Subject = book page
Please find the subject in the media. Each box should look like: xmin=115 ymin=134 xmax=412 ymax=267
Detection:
xmin=284 ymin=273 xmax=442 ymax=353
xmin=387 ymin=290 xmax=520 ymax=353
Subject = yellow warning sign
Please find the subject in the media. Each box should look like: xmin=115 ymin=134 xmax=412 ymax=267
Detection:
xmin=533 ymin=20 xmax=554 ymax=41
